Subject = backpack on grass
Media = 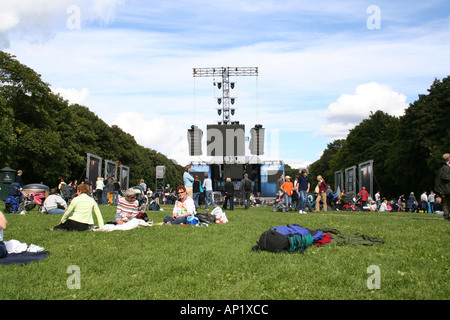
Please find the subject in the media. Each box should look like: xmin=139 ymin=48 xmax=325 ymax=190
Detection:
xmin=252 ymin=224 xmax=321 ymax=254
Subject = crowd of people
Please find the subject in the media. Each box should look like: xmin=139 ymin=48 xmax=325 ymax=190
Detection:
xmin=1 ymin=153 xmax=448 ymax=254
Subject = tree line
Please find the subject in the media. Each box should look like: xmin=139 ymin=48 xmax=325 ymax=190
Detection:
xmin=0 ymin=51 xmax=184 ymax=189
xmin=1 ymin=51 xmax=448 ymax=198
xmin=306 ymin=76 xmax=450 ymax=198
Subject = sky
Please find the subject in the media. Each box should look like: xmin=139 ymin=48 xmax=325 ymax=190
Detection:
xmin=1 ymin=0 xmax=449 ymax=169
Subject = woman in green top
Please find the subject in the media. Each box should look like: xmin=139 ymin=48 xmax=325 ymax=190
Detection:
xmin=53 ymin=184 xmax=104 ymax=231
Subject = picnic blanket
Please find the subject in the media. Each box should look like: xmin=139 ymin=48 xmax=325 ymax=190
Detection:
xmin=0 ymin=251 xmax=50 ymax=266
xmin=96 ymin=218 xmax=153 ymax=232
xmin=1 ymin=240 xmax=49 ymax=266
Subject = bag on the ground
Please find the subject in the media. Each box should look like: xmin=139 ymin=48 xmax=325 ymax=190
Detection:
xmin=195 ymin=212 xmax=216 ymax=224
xmin=252 ymin=224 xmax=318 ymax=254
xmin=211 ymin=206 xmax=228 ymax=224
xmin=187 ymin=216 xmax=200 ymax=225
xmin=149 ymin=201 xmax=161 ymax=211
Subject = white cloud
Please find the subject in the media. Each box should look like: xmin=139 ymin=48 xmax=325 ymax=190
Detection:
xmin=0 ymin=0 xmax=126 ymax=48
xmin=317 ymin=82 xmax=409 ymax=140
xmin=53 ymin=87 xmax=90 ymax=106
xmin=110 ymin=111 xmax=188 ymax=163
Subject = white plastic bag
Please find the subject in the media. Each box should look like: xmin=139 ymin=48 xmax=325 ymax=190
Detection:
xmin=211 ymin=207 xmax=228 ymax=224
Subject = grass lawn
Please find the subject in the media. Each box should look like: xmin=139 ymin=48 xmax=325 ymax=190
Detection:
xmin=1 ymin=203 xmax=449 ymax=301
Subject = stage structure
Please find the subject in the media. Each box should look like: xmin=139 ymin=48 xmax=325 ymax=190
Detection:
xmin=155 ymin=165 xmax=166 ymax=192
xmin=86 ymin=154 xmax=129 ymax=190
xmin=104 ymin=160 xmax=118 ymax=180
xmin=119 ymin=165 xmax=130 ymax=191
xmin=86 ymin=153 xmax=102 ymax=187
xmin=334 ymin=170 xmax=344 ymax=194
xmin=358 ymin=160 xmax=374 ymax=198
xmin=344 ymin=166 xmax=357 ymax=195
xmin=188 ymin=67 xmax=283 ymax=197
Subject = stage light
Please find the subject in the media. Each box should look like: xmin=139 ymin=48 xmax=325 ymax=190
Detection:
xmin=217 ymin=82 xmax=222 ymax=89
xmin=217 ymin=109 xmax=222 ymax=115
xmin=231 ymin=109 xmax=235 ymax=115
xmin=231 ymin=82 xmax=235 ymax=89
xmin=217 ymin=98 xmax=222 ymax=105
xmin=231 ymin=98 xmax=235 ymax=104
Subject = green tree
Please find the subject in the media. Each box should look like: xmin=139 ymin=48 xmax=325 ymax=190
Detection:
xmin=0 ymin=51 xmax=184 ymax=188
xmin=390 ymin=76 xmax=450 ymax=193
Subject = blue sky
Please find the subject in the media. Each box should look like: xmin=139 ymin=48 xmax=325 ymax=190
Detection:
xmin=1 ymin=0 xmax=449 ymax=168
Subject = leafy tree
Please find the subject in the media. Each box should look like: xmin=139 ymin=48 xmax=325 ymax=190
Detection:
xmin=390 ymin=76 xmax=450 ymax=193
xmin=307 ymin=76 xmax=450 ymax=199
xmin=0 ymin=51 xmax=183 ymax=189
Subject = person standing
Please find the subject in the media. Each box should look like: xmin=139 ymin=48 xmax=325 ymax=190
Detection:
xmin=420 ymin=191 xmax=428 ymax=212
xmin=428 ymin=191 xmax=436 ymax=213
xmin=296 ymin=169 xmax=310 ymax=214
xmin=315 ymin=175 xmax=328 ymax=212
xmin=276 ymin=173 xmax=284 ymax=199
xmin=105 ymin=177 xmax=115 ymax=205
xmin=183 ymin=165 xmax=194 ymax=198
xmin=193 ymin=175 xmax=201 ymax=209
xmin=358 ymin=187 xmax=370 ymax=206
xmin=434 ymin=153 xmax=450 ymax=221
xmin=95 ymin=177 xmax=104 ymax=205
xmin=223 ymin=177 xmax=235 ymax=211
xmin=14 ymin=170 xmax=23 ymax=188
xmin=240 ymin=173 xmax=252 ymax=210
xmin=375 ymin=191 xmax=381 ymax=209
xmin=202 ymin=173 xmax=215 ymax=210
xmin=280 ymin=176 xmax=294 ymax=212
xmin=113 ymin=178 xmax=121 ymax=205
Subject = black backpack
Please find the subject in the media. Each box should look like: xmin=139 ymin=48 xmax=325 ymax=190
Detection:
xmin=252 ymin=225 xmax=316 ymax=254
xmin=243 ymin=179 xmax=252 ymax=192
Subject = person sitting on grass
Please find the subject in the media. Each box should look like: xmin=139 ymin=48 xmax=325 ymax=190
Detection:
xmin=42 ymin=188 xmax=68 ymax=214
xmin=115 ymin=189 xmax=139 ymax=225
xmin=0 ymin=211 xmax=8 ymax=258
xmin=52 ymin=184 xmax=104 ymax=231
xmin=163 ymin=186 xmax=196 ymax=225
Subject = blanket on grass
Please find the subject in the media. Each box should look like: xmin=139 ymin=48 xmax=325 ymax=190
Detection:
xmin=318 ymin=226 xmax=385 ymax=246
xmin=96 ymin=218 xmax=153 ymax=232
xmin=1 ymin=239 xmax=49 ymax=266
xmin=0 ymin=251 xmax=50 ymax=266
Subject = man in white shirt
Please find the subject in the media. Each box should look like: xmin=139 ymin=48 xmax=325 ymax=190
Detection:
xmin=43 ymin=188 xmax=68 ymax=214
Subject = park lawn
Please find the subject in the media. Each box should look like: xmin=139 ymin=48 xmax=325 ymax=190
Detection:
xmin=0 ymin=203 xmax=448 ymax=300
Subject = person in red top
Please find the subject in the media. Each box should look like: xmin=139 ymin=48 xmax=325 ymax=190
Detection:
xmin=281 ymin=176 xmax=294 ymax=212
xmin=315 ymin=175 xmax=328 ymax=212
xmin=358 ymin=187 xmax=370 ymax=206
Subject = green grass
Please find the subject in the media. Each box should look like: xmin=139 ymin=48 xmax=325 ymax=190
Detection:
xmin=1 ymin=204 xmax=449 ymax=300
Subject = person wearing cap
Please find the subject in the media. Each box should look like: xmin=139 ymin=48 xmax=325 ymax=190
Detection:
xmin=280 ymin=176 xmax=294 ymax=212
